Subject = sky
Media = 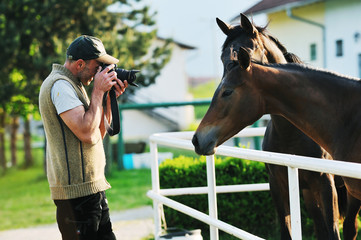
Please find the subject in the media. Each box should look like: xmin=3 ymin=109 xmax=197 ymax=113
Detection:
xmin=146 ymin=0 xmax=266 ymax=78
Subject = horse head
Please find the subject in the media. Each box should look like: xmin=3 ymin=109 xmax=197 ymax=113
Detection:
xmin=192 ymin=47 xmax=264 ymax=155
xmin=192 ymin=13 xmax=298 ymax=156
xmin=217 ymin=13 xmax=287 ymax=75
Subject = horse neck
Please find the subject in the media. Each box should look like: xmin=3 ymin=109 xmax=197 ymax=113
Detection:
xmin=254 ymin=65 xmax=360 ymax=155
xmin=259 ymin=34 xmax=287 ymax=64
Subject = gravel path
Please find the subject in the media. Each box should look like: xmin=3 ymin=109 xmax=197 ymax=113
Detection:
xmin=0 ymin=206 xmax=154 ymax=240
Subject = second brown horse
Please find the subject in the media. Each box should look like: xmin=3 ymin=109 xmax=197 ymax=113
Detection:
xmin=192 ymin=47 xmax=361 ymax=238
xmin=214 ymin=14 xmax=343 ymax=240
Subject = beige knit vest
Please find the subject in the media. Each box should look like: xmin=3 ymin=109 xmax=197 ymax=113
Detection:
xmin=39 ymin=64 xmax=110 ymax=200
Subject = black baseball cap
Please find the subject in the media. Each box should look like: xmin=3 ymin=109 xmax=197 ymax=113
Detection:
xmin=66 ymin=35 xmax=119 ymax=64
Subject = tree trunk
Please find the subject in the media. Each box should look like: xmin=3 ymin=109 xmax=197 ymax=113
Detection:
xmin=23 ymin=115 xmax=33 ymax=168
xmin=0 ymin=109 xmax=7 ymax=170
xmin=10 ymin=116 xmax=19 ymax=167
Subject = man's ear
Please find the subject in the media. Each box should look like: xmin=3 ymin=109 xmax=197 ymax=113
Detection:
xmin=76 ymin=59 xmax=85 ymax=70
xmin=238 ymin=47 xmax=251 ymax=70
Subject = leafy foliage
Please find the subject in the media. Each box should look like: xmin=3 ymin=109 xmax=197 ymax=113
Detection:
xmin=159 ymin=156 xmax=317 ymax=239
xmin=0 ymin=0 xmax=171 ymax=106
xmin=159 ymin=156 xmax=277 ymax=239
xmin=0 ymin=0 xmax=172 ymax=168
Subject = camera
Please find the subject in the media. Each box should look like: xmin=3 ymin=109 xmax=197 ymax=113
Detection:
xmin=101 ymin=64 xmax=139 ymax=87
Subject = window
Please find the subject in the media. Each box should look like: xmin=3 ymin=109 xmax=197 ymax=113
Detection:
xmin=336 ymin=40 xmax=343 ymax=57
xmin=310 ymin=43 xmax=317 ymax=61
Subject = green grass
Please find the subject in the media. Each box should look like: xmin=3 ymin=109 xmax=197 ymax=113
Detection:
xmin=106 ymin=168 xmax=152 ymax=211
xmin=0 ymin=136 xmax=200 ymax=231
xmin=189 ymin=80 xmax=217 ymax=119
xmin=189 ymin=81 xmax=217 ymax=99
xmin=0 ymin=138 xmax=155 ymax=231
xmin=0 ymin=164 xmax=152 ymax=231
xmin=0 ymin=167 xmax=56 ymax=230
xmin=0 ymin=133 xmax=200 ymax=231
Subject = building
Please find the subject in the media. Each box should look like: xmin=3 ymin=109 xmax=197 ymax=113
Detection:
xmin=122 ymin=38 xmax=196 ymax=141
xmin=239 ymin=0 xmax=361 ymax=77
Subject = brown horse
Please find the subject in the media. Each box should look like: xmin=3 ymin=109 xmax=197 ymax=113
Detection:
xmin=214 ymin=14 xmax=341 ymax=240
xmin=192 ymin=47 xmax=361 ymax=238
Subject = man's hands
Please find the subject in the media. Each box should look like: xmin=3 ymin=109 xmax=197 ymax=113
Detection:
xmin=59 ymin=63 xmax=128 ymax=144
xmin=93 ymin=64 xmax=128 ymax=97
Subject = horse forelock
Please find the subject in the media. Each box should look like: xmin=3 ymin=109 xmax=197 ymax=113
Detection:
xmin=222 ymin=26 xmax=248 ymax=52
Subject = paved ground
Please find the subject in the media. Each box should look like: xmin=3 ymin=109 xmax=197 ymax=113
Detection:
xmin=0 ymin=206 xmax=154 ymax=240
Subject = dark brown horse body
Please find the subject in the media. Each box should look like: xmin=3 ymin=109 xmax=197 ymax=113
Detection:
xmin=213 ymin=15 xmax=341 ymax=239
xmin=192 ymin=46 xmax=361 ymax=238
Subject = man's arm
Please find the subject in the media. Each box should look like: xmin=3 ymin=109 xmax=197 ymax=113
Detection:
xmin=60 ymin=65 xmax=126 ymax=144
xmin=60 ymin=87 xmax=105 ymax=144
xmin=99 ymin=93 xmax=112 ymax=139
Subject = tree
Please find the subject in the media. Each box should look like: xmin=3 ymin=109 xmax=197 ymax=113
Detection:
xmin=0 ymin=0 xmax=171 ymax=169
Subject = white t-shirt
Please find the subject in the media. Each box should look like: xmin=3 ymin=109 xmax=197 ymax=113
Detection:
xmin=51 ymin=80 xmax=83 ymax=114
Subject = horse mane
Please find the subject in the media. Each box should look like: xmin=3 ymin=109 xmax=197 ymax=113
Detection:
xmin=223 ymin=23 xmax=303 ymax=64
xmin=266 ymin=33 xmax=303 ymax=64
xmin=284 ymin=52 xmax=303 ymax=64
xmin=257 ymin=61 xmax=361 ymax=83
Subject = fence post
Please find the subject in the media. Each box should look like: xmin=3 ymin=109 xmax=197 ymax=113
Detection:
xmin=150 ymin=141 xmax=162 ymax=239
xmin=288 ymin=166 xmax=302 ymax=239
xmin=207 ymin=155 xmax=219 ymax=240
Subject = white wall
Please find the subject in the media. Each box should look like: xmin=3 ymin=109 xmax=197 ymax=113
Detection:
xmin=122 ymin=110 xmax=176 ymax=140
xmin=122 ymin=40 xmax=195 ymax=141
xmin=267 ymin=2 xmax=325 ymax=68
xmin=325 ymin=0 xmax=361 ymax=77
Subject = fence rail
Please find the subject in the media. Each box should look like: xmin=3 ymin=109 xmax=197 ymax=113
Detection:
xmin=147 ymin=127 xmax=361 ymax=240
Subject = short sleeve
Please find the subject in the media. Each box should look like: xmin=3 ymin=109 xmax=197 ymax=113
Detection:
xmin=51 ymin=80 xmax=83 ymax=114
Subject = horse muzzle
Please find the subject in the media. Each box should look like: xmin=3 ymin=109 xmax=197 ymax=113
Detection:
xmin=192 ymin=129 xmax=218 ymax=156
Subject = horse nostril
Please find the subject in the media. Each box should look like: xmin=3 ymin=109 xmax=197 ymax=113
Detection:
xmin=192 ymin=134 xmax=199 ymax=148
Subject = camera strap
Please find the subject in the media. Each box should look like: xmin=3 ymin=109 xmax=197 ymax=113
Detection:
xmin=103 ymin=89 xmax=120 ymax=136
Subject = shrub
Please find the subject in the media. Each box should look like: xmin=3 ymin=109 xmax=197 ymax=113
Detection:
xmin=159 ymin=156 xmax=277 ymax=239
xmin=159 ymin=155 xmax=317 ymax=239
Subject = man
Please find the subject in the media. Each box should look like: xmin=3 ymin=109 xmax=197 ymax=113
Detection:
xmin=39 ymin=35 xmax=128 ymax=240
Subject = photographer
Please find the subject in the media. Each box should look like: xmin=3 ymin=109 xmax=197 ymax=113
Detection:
xmin=39 ymin=35 xmax=127 ymax=240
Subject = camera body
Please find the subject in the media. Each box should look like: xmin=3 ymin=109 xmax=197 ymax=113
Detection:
xmin=101 ymin=64 xmax=139 ymax=87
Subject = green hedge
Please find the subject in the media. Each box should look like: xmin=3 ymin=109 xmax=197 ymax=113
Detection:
xmin=159 ymin=156 xmax=277 ymax=239
xmin=159 ymin=156 xmax=315 ymax=240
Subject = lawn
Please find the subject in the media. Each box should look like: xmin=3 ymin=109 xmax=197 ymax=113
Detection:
xmin=0 ymin=144 xmax=153 ymax=231
xmin=0 ymin=140 xmax=200 ymax=231
xmin=189 ymin=80 xmax=217 ymax=119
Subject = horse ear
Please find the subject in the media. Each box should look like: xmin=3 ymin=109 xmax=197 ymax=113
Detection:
xmin=216 ymin=17 xmax=231 ymax=36
xmin=240 ymin=13 xmax=256 ymax=36
xmin=238 ymin=47 xmax=251 ymax=70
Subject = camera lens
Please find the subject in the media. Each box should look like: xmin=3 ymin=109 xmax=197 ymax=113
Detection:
xmin=101 ymin=64 xmax=139 ymax=87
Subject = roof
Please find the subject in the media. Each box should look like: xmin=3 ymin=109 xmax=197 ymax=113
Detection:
xmin=157 ymin=37 xmax=196 ymax=50
xmin=242 ymin=0 xmax=323 ymax=16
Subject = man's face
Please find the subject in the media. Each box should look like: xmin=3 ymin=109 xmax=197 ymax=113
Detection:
xmin=78 ymin=59 xmax=101 ymax=86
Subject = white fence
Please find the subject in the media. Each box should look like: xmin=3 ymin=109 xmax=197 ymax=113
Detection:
xmin=146 ymin=127 xmax=361 ymax=240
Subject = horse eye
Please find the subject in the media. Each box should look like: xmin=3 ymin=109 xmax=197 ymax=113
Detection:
xmin=221 ymin=90 xmax=233 ymax=97
xmin=226 ymin=61 xmax=237 ymax=72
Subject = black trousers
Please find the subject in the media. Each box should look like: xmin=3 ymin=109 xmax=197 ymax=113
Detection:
xmin=54 ymin=191 xmax=116 ymax=240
